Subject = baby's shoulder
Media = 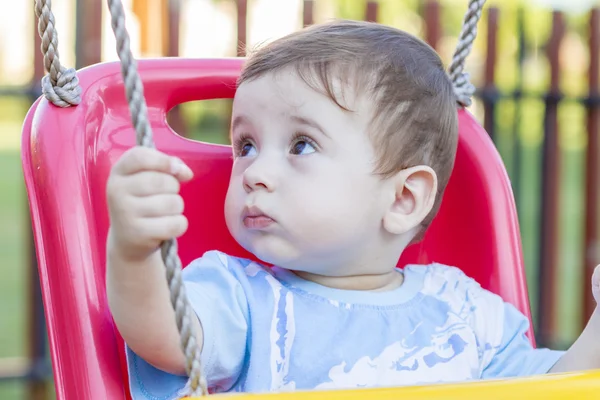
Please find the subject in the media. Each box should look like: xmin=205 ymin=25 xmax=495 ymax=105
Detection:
xmin=405 ymin=263 xmax=496 ymax=314
xmin=405 ymin=262 xmax=476 ymax=292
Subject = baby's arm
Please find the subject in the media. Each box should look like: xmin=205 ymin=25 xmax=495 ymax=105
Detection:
xmin=105 ymin=147 xmax=200 ymax=376
xmin=548 ymin=265 xmax=600 ymax=373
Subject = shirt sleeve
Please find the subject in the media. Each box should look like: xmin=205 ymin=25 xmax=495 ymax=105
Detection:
xmin=126 ymin=251 xmax=250 ymax=398
xmin=461 ymin=275 xmax=565 ymax=379
xmin=480 ymin=301 xmax=564 ymax=379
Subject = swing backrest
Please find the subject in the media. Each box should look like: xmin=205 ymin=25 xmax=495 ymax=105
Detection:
xmin=21 ymin=58 xmax=533 ymax=399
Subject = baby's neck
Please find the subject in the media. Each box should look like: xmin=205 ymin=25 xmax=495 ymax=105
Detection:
xmin=293 ymin=269 xmax=404 ymax=292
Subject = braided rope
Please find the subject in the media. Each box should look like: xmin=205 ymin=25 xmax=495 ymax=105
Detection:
xmin=106 ymin=0 xmax=208 ymax=396
xmin=447 ymin=0 xmax=487 ymax=107
xmin=34 ymin=0 xmax=82 ymax=107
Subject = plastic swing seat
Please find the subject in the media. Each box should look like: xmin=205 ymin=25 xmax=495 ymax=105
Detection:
xmin=21 ymin=57 xmax=600 ymax=399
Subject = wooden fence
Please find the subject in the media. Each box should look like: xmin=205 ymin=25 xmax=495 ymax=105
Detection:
xmin=0 ymin=0 xmax=598 ymax=397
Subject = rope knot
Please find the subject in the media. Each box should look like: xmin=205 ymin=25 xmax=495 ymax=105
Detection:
xmin=35 ymin=0 xmax=82 ymax=108
xmin=453 ymin=71 xmax=476 ymax=108
xmin=41 ymin=67 xmax=82 ymax=107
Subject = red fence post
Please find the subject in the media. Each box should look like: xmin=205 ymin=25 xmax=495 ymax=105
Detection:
xmin=423 ymin=1 xmax=441 ymax=51
xmin=303 ymin=0 xmax=314 ymax=27
xmin=365 ymin=1 xmax=379 ymax=23
xmin=167 ymin=0 xmax=180 ymax=57
xmin=237 ymin=0 xmax=248 ymax=57
xmin=165 ymin=0 xmax=188 ymax=137
xmin=537 ymin=11 xmax=565 ymax=348
xmin=223 ymin=0 xmax=249 ymax=139
xmin=75 ymin=0 xmax=103 ymax=69
xmin=482 ymin=7 xmax=499 ymax=139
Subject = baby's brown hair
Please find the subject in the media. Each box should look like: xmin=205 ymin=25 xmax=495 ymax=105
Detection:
xmin=239 ymin=20 xmax=459 ymax=236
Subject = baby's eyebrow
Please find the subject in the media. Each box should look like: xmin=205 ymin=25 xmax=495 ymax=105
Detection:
xmin=231 ymin=115 xmax=251 ymax=132
xmin=290 ymin=115 xmax=330 ymax=138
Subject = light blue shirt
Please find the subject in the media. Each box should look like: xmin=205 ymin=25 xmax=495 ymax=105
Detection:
xmin=126 ymin=250 xmax=564 ymax=398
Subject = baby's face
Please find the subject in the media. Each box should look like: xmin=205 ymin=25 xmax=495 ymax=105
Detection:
xmin=224 ymin=71 xmax=389 ymax=274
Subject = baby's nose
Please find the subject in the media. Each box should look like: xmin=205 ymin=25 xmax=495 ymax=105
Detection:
xmin=242 ymin=159 xmax=276 ymax=193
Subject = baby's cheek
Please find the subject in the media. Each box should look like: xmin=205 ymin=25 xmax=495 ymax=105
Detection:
xmin=224 ymin=189 xmax=243 ymax=234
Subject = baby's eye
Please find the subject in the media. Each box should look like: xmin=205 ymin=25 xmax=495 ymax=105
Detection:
xmin=233 ymin=134 xmax=257 ymax=158
xmin=239 ymin=143 xmax=257 ymax=157
xmin=290 ymin=137 xmax=317 ymax=155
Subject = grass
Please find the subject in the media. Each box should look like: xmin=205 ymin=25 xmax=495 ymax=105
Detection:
xmin=0 ymin=98 xmax=590 ymax=398
xmin=0 ymin=151 xmax=31 ymax=399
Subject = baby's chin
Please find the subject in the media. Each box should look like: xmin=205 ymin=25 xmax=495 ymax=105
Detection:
xmin=245 ymin=245 xmax=300 ymax=269
xmin=236 ymin=238 xmax=310 ymax=271
xmin=232 ymin=230 xmax=287 ymax=261
xmin=232 ymin=229 xmax=345 ymax=274
xmin=244 ymin=246 xmax=342 ymax=277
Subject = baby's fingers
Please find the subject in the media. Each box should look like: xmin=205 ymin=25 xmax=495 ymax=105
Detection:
xmin=140 ymin=215 xmax=189 ymax=241
xmin=114 ymin=147 xmax=193 ymax=182
xmin=592 ymin=265 xmax=600 ymax=303
xmin=126 ymin=171 xmax=181 ymax=196
xmin=170 ymin=157 xmax=194 ymax=182
xmin=133 ymin=194 xmax=185 ymax=218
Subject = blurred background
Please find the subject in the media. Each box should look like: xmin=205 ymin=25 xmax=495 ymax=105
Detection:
xmin=0 ymin=0 xmax=599 ymax=398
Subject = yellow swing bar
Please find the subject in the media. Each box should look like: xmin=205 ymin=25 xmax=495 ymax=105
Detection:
xmin=188 ymin=370 xmax=600 ymax=399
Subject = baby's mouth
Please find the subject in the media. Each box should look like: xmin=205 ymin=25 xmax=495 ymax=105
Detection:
xmin=243 ymin=215 xmax=275 ymax=229
xmin=242 ymin=205 xmax=275 ymax=229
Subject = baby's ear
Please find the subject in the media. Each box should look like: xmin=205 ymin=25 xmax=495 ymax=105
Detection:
xmin=382 ymin=166 xmax=437 ymax=236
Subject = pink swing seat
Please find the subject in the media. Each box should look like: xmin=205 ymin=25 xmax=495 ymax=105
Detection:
xmin=21 ymin=58 xmax=533 ymax=399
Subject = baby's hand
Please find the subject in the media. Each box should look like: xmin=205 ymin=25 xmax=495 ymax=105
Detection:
xmin=593 ymin=265 xmax=600 ymax=305
xmin=106 ymin=147 xmax=193 ymax=262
